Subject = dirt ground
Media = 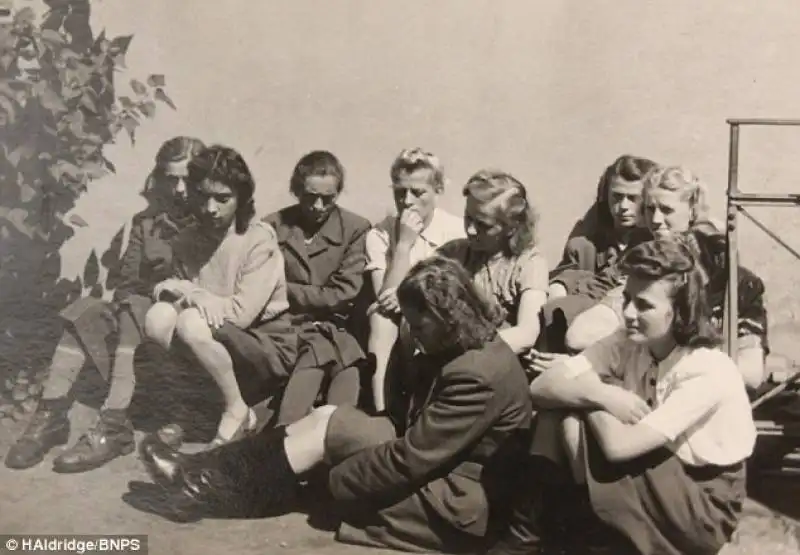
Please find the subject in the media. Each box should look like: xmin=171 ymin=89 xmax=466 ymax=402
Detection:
xmin=1 ymin=392 xmax=800 ymax=555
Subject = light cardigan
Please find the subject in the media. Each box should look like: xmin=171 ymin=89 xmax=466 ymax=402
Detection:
xmin=169 ymin=220 xmax=289 ymax=329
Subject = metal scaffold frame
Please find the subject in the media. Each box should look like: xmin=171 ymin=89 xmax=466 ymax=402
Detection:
xmin=725 ymin=118 xmax=800 ymax=412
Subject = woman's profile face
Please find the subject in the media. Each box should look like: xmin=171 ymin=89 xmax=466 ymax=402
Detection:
xmin=643 ymin=188 xmax=693 ymax=239
xmin=621 ymin=274 xmax=675 ymax=344
xmin=402 ymin=302 xmax=446 ymax=355
xmin=160 ymin=160 xmax=190 ymax=202
xmin=464 ymin=196 xmax=507 ymax=254
xmin=192 ymin=179 xmax=238 ymax=231
xmin=606 ymin=177 xmax=643 ymax=230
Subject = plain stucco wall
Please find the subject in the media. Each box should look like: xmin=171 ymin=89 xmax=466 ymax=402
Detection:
xmin=59 ymin=1 xmax=800 ymax=321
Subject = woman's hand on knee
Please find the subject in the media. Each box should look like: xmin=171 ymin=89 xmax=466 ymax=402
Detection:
xmin=175 ymin=307 xmax=215 ymax=344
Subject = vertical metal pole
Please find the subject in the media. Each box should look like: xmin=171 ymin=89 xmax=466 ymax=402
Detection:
xmin=725 ymin=123 xmax=740 ymax=361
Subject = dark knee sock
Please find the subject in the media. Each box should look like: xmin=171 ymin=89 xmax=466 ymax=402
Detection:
xmin=327 ymin=366 xmax=360 ymax=407
xmin=277 ymin=367 xmax=325 ymax=425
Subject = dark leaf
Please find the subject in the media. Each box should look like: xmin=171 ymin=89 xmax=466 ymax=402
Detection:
xmin=6 ymin=143 xmax=34 ymax=167
xmin=147 ymin=74 xmax=165 ymax=87
xmin=2 ymin=208 xmax=34 ymax=239
xmin=38 ymin=86 xmax=67 ymax=113
xmin=82 ymin=161 xmax=107 ymax=180
xmin=13 ymin=7 xmax=35 ymax=25
xmin=109 ymin=34 xmax=133 ymax=56
xmin=94 ymin=30 xmax=108 ymax=51
xmin=139 ymin=100 xmax=156 ymax=118
xmin=130 ymin=78 xmax=147 ymax=96
xmin=154 ymin=88 xmax=176 ymax=110
xmin=102 ymin=156 xmax=116 ymax=173
xmin=68 ymin=214 xmax=89 ymax=228
xmin=118 ymin=95 xmax=134 ymax=110
xmin=19 ymin=182 xmax=36 ymax=203
xmin=40 ymin=29 xmax=66 ymax=48
xmin=121 ymin=115 xmax=137 ymax=144
xmin=83 ymin=249 xmax=100 ymax=288
xmin=49 ymin=159 xmax=82 ymax=181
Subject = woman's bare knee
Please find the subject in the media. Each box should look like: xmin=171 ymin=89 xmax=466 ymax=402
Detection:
xmin=175 ymin=308 xmax=214 ymax=346
xmin=144 ymin=302 xmax=179 ymax=348
xmin=565 ymin=305 xmax=620 ymax=352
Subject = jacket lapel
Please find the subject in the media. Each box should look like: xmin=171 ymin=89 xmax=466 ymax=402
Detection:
xmin=306 ymin=207 xmax=345 ymax=258
xmin=275 ymin=206 xmax=313 ymax=275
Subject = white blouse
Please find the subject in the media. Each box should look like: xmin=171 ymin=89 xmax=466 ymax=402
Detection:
xmin=561 ymin=330 xmax=756 ymax=466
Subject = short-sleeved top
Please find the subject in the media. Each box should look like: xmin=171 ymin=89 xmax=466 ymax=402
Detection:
xmin=170 ymin=220 xmax=290 ymax=329
xmin=365 ymin=208 xmax=465 ymax=274
xmin=561 ymin=329 xmax=756 ymax=466
xmin=437 ymin=239 xmax=549 ymax=327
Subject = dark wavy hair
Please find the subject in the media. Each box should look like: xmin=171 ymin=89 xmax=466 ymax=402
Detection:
xmin=619 ymin=233 xmax=720 ymax=349
xmin=397 ymin=256 xmax=504 ymax=353
xmin=141 ymin=136 xmax=205 ymax=203
xmin=594 ymin=155 xmax=659 ymax=231
xmin=463 ymin=169 xmax=537 ymax=256
xmin=289 ymin=150 xmax=345 ymax=197
xmin=186 ymin=145 xmax=256 ymax=234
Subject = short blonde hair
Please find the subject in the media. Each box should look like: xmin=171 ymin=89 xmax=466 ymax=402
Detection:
xmin=390 ymin=148 xmax=445 ymax=192
xmin=642 ymin=166 xmax=711 ymax=226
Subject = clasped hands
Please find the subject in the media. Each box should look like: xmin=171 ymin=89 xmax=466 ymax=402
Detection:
xmin=153 ymin=279 xmax=227 ymax=329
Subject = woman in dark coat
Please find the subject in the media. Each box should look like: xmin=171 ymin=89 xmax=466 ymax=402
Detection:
xmin=264 ymin=151 xmax=371 ymax=425
xmin=138 ymin=255 xmax=533 ymax=553
xmin=4 ymin=136 xmax=204 ymax=473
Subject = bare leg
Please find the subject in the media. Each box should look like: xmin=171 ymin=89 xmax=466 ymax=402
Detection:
xmin=174 ymin=309 xmax=251 ymax=442
xmin=144 ymin=302 xmax=179 ymax=350
xmin=566 ymin=304 xmax=621 ymax=352
xmin=368 ymin=312 xmax=398 ymax=413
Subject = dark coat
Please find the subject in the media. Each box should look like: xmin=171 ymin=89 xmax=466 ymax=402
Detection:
xmin=59 ymin=207 xmax=185 ymax=379
xmin=263 ymin=205 xmax=371 ymax=370
xmin=327 ymin=337 xmax=533 ymax=550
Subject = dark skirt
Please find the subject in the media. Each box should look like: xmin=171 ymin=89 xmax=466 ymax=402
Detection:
xmin=583 ymin=425 xmax=746 ymax=555
xmin=294 ymin=319 xmax=365 ymax=374
xmin=59 ymin=294 xmax=152 ymax=380
xmin=325 ymin=406 xmax=477 ymax=554
xmin=212 ymin=313 xmax=298 ymax=407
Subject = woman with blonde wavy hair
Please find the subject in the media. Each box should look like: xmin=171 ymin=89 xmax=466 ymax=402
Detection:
xmin=559 ymin=165 xmax=721 ymax=356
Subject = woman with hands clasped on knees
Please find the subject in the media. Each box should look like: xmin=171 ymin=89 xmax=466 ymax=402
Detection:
xmin=488 ymin=234 xmax=755 ymax=555
xmin=144 ymin=145 xmax=296 ymax=448
xmin=365 ymin=148 xmax=465 ymax=414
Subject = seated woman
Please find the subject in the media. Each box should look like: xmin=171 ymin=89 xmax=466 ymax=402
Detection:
xmin=138 ymin=256 xmax=533 ymax=553
xmin=565 ymin=165 xmax=717 ymax=353
xmin=540 ymin=155 xmax=657 ymax=352
xmin=491 ymin=234 xmax=755 ymax=555
xmin=365 ymin=148 xmax=465 ymax=414
xmin=5 ymin=136 xmax=204 ymax=473
xmin=144 ymin=145 xmax=296 ymax=447
xmin=264 ymin=151 xmax=371 ymax=425
xmin=438 ymin=169 xmax=549 ymax=376
xmin=565 ymin=168 xmax=768 ymax=390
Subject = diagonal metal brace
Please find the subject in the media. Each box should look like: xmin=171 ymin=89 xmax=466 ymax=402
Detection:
xmin=738 ymin=206 xmax=800 ymax=264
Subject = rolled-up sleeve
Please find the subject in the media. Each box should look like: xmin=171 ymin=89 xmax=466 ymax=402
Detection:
xmin=364 ymin=224 xmax=391 ymax=273
xmin=558 ymin=329 xmax=625 ymax=381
